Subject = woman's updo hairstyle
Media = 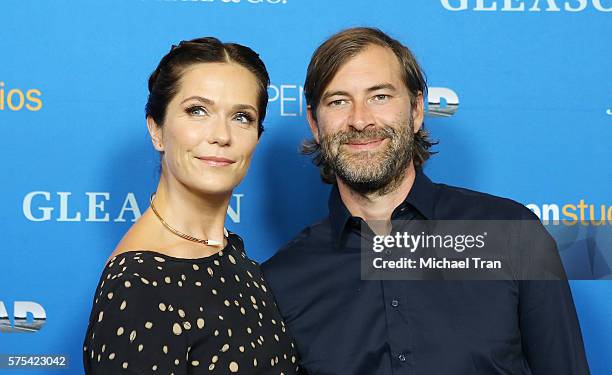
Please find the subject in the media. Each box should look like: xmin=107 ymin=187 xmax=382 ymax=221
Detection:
xmin=145 ymin=37 xmax=270 ymax=137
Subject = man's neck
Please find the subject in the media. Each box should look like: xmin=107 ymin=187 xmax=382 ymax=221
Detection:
xmin=337 ymin=163 xmax=417 ymax=225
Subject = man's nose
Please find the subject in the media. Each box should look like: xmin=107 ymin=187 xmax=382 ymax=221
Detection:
xmin=348 ymin=101 xmax=375 ymax=131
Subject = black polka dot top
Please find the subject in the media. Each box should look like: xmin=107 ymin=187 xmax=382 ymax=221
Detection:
xmin=83 ymin=231 xmax=302 ymax=374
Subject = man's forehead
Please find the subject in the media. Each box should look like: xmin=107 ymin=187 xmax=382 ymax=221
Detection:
xmin=324 ymin=45 xmax=403 ymax=92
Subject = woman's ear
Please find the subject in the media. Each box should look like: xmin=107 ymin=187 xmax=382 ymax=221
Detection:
xmin=146 ymin=116 xmax=164 ymax=152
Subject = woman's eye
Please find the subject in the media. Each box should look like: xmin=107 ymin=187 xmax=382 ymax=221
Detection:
xmin=234 ymin=112 xmax=255 ymax=124
xmin=186 ymin=106 xmax=207 ymax=116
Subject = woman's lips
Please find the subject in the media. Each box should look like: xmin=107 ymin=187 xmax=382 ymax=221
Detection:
xmin=195 ymin=156 xmax=236 ymax=167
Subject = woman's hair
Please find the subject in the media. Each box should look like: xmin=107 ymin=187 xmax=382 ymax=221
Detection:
xmin=145 ymin=37 xmax=270 ymax=137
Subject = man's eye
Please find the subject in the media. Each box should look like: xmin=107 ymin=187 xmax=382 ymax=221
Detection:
xmin=234 ymin=112 xmax=255 ymax=124
xmin=329 ymin=99 xmax=348 ymax=106
xmin=186 ymin=106 xmax=207 ymax=116
xmin=372 ymin=94 xmax=390 ymax=102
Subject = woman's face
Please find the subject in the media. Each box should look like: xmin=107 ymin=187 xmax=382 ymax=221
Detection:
xmin=148 ymin=62 xmax=260 ymax=196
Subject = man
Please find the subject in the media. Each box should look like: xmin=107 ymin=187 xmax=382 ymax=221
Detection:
xmin=262 ymin=27 xmax=589 ymax=374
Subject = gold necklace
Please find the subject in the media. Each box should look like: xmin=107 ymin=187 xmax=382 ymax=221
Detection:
xmin=149 ymin=193 xmax=224 ymax=247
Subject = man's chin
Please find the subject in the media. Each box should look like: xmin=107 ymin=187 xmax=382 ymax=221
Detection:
xmin=338 ymin=175 xmax=392 ymax=195
xmin=337 ymin=150 xmax=388 ymax=165
xmin=335 ymin=165 xmax=389 ymax=188
xmin=334 ymin=159 xmax=403 ymax=194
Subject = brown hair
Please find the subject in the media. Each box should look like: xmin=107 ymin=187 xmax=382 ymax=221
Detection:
xmin=146 ymin=37 xmax=269 ymax=137
xmin=302 ymin=27 xmax=436 ymax=183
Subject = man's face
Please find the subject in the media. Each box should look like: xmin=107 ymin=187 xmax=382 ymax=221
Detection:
xmin=307 ymin=44 xmax=424 ymax=194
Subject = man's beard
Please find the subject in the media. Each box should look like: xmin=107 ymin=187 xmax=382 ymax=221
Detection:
xmin=319 ymin=114 xmax=415 ymax=196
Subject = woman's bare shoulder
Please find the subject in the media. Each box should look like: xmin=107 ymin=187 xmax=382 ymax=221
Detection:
xmin=108 ymin=212 xmax=162 ymax=261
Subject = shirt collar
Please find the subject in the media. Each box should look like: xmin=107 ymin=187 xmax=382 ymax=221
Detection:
xmin=405 ymin=170 xmax=436 ymax=220
xmin=328 ymin=170 xmax=436 ymax=247
xmin=328 ymin=184 xmax=352 ymax=247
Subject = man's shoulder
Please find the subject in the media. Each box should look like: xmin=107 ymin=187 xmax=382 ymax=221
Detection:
xmin=431 ymin=181 xmax=536 ymax=220
xmin=262 ymin=218 xmax=331 ymax=270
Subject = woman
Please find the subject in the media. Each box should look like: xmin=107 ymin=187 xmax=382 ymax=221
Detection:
xmin=83 ymin=37 xmax=301 ymax=374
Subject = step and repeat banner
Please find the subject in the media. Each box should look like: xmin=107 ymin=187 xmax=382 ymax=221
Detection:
xmin=1 ymin=0 xmax=611 ymax=373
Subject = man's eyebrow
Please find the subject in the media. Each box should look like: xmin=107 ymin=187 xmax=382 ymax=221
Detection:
xmin=321 ymin=83 xmax=398 ymax=102
xmin=366 ymin=83 xmax=397 ymax=93
xmin=321 ymin=90 xmax=350 ymax=102
xmin=180 ymin=96 xmax=215 ymax=105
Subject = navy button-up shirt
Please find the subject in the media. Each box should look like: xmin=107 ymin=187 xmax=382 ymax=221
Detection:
xmin=262 ymin=172 xmax=589 ymax=375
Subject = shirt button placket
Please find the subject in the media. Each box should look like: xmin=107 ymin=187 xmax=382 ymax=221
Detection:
xmin=383 ymin=281 xmax=413 ymax=372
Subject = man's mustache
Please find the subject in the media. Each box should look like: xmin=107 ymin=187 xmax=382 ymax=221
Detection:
xmin=331 ymin=127 xmax=397 ymax=144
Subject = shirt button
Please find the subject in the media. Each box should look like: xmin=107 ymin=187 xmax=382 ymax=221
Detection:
xmin=398 ymin=354 xmax=407 ymax=362
xmin=391 ymin=300 xmax=399 ymax=307
xmin=385 ymin=249 xmax=392 ymax=255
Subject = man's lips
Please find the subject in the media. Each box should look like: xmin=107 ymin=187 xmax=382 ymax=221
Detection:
xmin=195 ymin=156 xmax=236 ymax=167
xmin=346 ymin=138 xmax=385 ymax=145
xmin=343 ymin=138 xmax=386 ymax=150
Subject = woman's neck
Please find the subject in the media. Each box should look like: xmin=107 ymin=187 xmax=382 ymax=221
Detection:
xmin=151 ymin=174 xmax=231 ymax=246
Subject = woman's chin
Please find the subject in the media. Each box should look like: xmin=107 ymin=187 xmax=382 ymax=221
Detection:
xmin=190 ymin=181 xmax=240 ymax=197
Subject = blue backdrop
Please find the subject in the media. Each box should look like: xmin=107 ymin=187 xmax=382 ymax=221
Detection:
xmin=1 ymin=0 xmax=611 ymax=373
